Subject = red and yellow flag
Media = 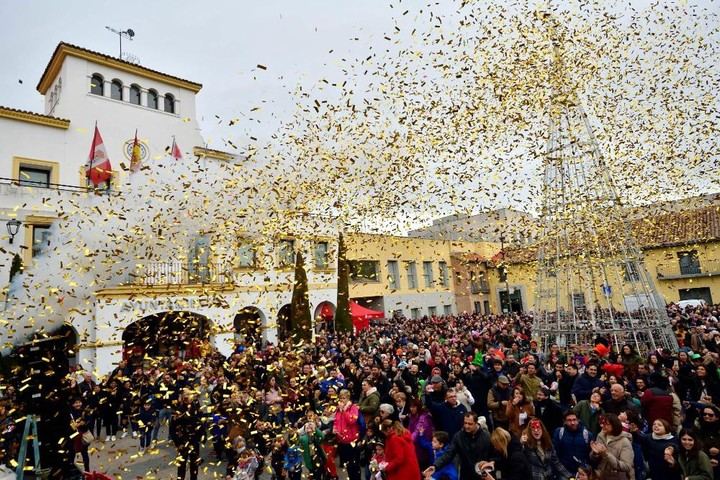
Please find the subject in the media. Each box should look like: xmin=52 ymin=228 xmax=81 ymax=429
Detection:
xmin=130 ymin=130 xmax=142 ymax=172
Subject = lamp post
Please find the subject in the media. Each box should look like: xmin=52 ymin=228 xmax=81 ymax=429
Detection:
xmin=6 ymin=219 xmax=21 ymax=244
xmin=500 ymin=234 xmax=510 ymax=313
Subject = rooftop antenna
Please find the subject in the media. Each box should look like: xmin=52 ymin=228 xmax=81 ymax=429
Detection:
xmin=105 ymin=26 xmax=135 ymax=58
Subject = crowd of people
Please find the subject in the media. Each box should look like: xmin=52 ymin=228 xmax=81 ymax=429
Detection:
xmin=1 ymin=302 xmax=720 ymax=480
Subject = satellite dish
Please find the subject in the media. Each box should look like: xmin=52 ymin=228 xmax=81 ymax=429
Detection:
xmin=126 ymin=28 xmax=135 ymax=38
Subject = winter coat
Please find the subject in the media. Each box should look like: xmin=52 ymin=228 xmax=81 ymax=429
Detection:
xmin=592 ymin=431 xmax=635 ymax=480
xmin=641 ymin=388 xmax=674 ymax=428
xmin=494 ymin=437 xmax=531 ymax=480
xmin=434 ymin=427 xmax=492 ymax=480
xmin=432 ymin=445 xmax=459 ymax=480
xmin=170 ymin=401 xmax=204 ymax=448
xmin=552 ymin=424 xmax=593 ymax=473
xmin=523 ymin=445 xmax=571 ymax=480
xmin=487 ymin=386 xmax=511 ymax=424
xmin=384 ymin=430 xmax=421 ymax=480
xmin=359 ymin=388 xmax=381 ymax=423
xmin=673 ymin=450 xmax=714 ymax=480
xmin=426 ymin=399 xmax=467 ymax=440
xmin=299 ymin=428 xmax=326 ymax=471
xmin=534 ymin=399 xmax=564 ymax=433
xmin=574 ymin=400 xmax=604 ymax=436
xmin=637 ymin=432 xmax=680 ymax=480
xmin=572 ymin=373 xmax=603 ymax=402
xmin=333 ymin=403 xmax=361 ymax=444
xmin=506 ymin=401 xmax=535 ymax=438
xmin=409 ymin=411 xmax=434 ymax=469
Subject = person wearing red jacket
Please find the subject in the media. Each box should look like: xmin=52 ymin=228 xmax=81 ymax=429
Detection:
xmin=381 ymin=420 xmax=421 ymax=480
xmin=641 ymin=374 xmax=679 ymax=430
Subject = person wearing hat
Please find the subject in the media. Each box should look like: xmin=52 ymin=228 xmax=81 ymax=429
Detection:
xmin=487 ymin=376 xmax=512 ymax=431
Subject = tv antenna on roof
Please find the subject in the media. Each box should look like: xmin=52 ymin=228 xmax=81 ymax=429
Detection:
xmin=105 ymin=26 xmax=135 ymax=58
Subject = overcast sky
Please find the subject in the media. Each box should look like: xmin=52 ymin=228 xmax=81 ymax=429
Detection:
xmin=0 ymin=1 xmax=409 ymax=148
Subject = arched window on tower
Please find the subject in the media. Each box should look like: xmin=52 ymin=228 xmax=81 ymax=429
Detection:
xmin=129 ymin=84 xmax=141 ymax=105
xmin=147 ymin=89 xmax=159 ymax=109
xmin=90 ymin=74 xmax=104 ymax=96
xmin=111 ymin=80 xmax=123 ymax=100
xmin=164 ymin=93 xmax=175 ymax=113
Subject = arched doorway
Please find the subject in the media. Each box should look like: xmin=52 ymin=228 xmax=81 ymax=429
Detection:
xmin=56 ymin=323 xmax=80 ymax=367
xmin=122 ymin=311 xmax=211 ymax=365
xmin=277 ymin=304 xmax=291 ymax=342
xmin=314 ymin=301 xmax=336 ymax=332
xmin=234 ymin=306 xmax=265 ymax=348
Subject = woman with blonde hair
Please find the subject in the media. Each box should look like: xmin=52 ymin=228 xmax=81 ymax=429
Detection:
xmin=480 ymin=427 xmax=529 ymax=480
xmin=521 ymin=418 xmax=571 ymax=480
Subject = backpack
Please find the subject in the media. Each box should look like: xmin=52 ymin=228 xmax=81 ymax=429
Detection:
xmin=558 ymin=426 xmax=590 ymax=444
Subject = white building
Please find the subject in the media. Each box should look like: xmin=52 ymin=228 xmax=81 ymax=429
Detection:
xmin=0 ymin=43 xmax=338 ymax=374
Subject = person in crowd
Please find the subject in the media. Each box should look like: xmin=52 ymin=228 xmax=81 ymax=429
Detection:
xmin=299 ymin=421 xmax=326 ymax=479
xmin=641 ymin=374 xmax=681 ymax=432
xmin=381 ymin=420 xmax=421 ymax=479
xmin=409 ymin=398 xmax=435 ymax=470
xmin=483 ymin=426 xmax=529 ymax=480
xmin=635 ymin=418 xmax=679 ymax=480
xmin=70 ymin=397 xmax=91 ymax=472
xmin=590 ymin=413 xmax=635 ymax=480
xmin=664 ymin=428 xmax=713 ymax=480
xmin=428 ymin=431 xmax=458 ymax=480
xmin=137 ymin=397 xmax=157 ymax=454
xmin=534 ymin=387 xmax=563 ymax=434
xmin=552 ymin=410 xmax=593 ymax=473
xmin=695 ymin=404 xmax=720 ymax=478
xmin=170 ymin=390 xmax=204 ymax=480
xmin=516 ymin=362 xmax=543 ymax=400
xmin=521 ymin=417 xmax=571 ymax=480
xmin=454 ymin=379 xmax=476 ymax=412
xmin=264 ymin=376 xmax=284 ymax=426
xmin=487 ymin=375 xmax=512 ymax=430
xmin=333 ymin=389 xmax=362 ymax=480
xmin=425 ymin=388 xmax=467 ymax=440
xmin=575 ymin=465 xmax=599 ymax=480
xmin=604 ymin=384 xmax=640 ymax=417
xmin=575 ymin=391 xmax=604 ymax=437
xmin=102 ymin=379 xmax=122 ymax=442
xmin=507 ymin=385 xmax=535 ymax=438
xmin=424 ymin=412 xmax=492 ymax=480
xmin=572 ymin=363 xmax=604 ymax=403
xmin=359 ymin=378 xmax=381 ymax=426
xmin=559 ymin=364 xmax=579 ymax=409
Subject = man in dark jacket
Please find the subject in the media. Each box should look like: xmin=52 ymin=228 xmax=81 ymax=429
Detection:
xmin=571 ymin=363 xmax=603 ymax=402
xmin=603 ymin=384 xmax=640 ymax=417
xmin=425 ymin=412 xmax=492 ymax=480
xmin=425 ymin=388 xmax=467 ymax=439
xmin=552 ymin=410 xmax=593 ymax=473
xmin=170 ymin=392 xmax=204 ymax=480
xmin=534 ymin=388 xmax=564 ymax=433
xmin=558 ymin=364 xmax=578 ymax=409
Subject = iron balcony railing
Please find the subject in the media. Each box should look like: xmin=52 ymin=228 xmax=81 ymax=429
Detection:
xmin=128 ymin=262 xmax=233 ymax=286
xmin=656 ymin=259 xmax=720 ymax=280
xmin=470 ymin=279 xmax=490 ymax=294
xmin=0 ymin=176 xmax=120 ymax=195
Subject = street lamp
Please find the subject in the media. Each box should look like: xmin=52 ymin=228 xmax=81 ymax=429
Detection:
xmin=6 ymin=219 xmax=21 ymax=244
xmin=499 ymin=234 xmax=510 ymax=313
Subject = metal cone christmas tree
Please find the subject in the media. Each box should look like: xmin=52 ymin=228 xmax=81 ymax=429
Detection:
xmin=534 ymin=17 xmax=678 ymax=354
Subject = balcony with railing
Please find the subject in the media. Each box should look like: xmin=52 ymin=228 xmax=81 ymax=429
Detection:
xmin=126 ymin=262 xmax=234 ymax=286
xmin=656 ymin=259 xmax=720 ymax=280
xmin=470 ymin=279 xmax=490 ymax=294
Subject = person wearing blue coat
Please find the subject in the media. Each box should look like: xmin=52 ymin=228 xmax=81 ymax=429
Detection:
xmin=425 ymin=389 xmax=468 ymax=440
xmin=552 ymin=411 xmax=594 ymax=473
xmin=431 ymin=431 xmax=459 ymax=480
xmin=571 ymin=364 xmax=604 ymax=402
xmin=637 ymin=419 xmax=680 ymax=480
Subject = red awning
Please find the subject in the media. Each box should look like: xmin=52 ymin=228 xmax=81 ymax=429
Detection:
xmin=350 ymin=301 xmax=384 ymax=331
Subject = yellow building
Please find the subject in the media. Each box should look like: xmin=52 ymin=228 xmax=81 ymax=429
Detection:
xmin=486 ymin=204 xmax=720 ymax=313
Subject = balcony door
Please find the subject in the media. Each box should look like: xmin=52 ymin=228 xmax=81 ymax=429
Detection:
xmin=189 ymin=234 xmax=211 ymax=283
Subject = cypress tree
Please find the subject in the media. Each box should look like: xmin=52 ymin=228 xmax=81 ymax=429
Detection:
xmin=290 ymin=251 xmax=312 ymax=341
xmin=9 ymin=253 xmax=22 ymax=282
xmin=335 ymin=232 xmax=352 ymax=332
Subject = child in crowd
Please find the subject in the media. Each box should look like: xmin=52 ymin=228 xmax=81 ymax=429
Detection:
xmin=136 ymin=398 xmax=157 ymax=453
xmin=429 ymin=431 xmax=458 ymax=480
xmin=369 ymin=441 xmax=387 ymax=480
